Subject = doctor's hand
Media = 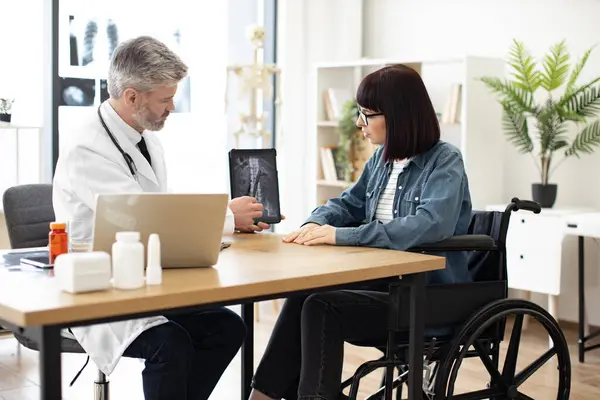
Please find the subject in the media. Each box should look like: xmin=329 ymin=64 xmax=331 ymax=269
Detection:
xmin=237 ymin=221 xmax=271 ymax=233
xmin=236 ymin=214 xmax=286 ymax=233
xmin=230 ymin=196 xmax=264 ymax=228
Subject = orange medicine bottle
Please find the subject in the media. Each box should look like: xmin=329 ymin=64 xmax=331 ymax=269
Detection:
xmin=49 ymin=222 xmax=68 ymax=264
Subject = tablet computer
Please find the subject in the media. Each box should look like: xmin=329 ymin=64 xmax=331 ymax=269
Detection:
xmin=20 ymin=254 xmax=54 ymax=269
xmin=2 ymin=250 xmax=50 ymax=267
xmin=229 ymin=148 xmax=282 ymax=224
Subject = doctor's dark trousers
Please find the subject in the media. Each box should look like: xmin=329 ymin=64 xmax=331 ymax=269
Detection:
xmin=122 ymin=307 xmax=246 ymax=400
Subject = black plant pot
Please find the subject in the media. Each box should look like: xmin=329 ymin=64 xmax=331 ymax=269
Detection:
xmin=0 ymin=113 xmax=10 ymax=123
xmin=532 ymin=183 xmax=557 ymax=208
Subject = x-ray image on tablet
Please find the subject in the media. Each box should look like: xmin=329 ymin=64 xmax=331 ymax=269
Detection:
xmin=229 ymin=149 xmax=282 ymax=224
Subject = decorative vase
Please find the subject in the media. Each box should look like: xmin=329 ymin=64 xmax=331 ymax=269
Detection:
xmin=0 ymin=113 xmax=10 ymax=123
xmin=531 ymin=183 xmax=557 ymax=208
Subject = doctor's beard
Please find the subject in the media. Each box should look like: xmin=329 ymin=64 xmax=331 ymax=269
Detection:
xmin=132 ymin=102 xmax=168 ymax=131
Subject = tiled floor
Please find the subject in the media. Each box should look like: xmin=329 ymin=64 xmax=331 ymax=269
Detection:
xmin=0 ymin=303 xmax=597 ymax=399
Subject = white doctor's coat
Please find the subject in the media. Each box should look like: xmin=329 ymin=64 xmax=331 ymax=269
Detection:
xmin=52 ymin=100 xmax=234 ymax=375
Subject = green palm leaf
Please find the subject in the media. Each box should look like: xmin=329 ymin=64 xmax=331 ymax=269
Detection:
xmin=564 ymin=119 xmax=600 ymax=158
xmin=565 ymin=83 xmax=600 ymax=120
xmin=480 ymin=77 xmax=537 ymax=114
xmin=565 ymin=45 xmax=595 ymax=96
xmin=540 ymin=40 xmax=570 ymax=91
xmin=501 ymin=102 xmax=533 ymax=153
xmin=507 ymin=39 xmax=541 ymax=93
xmin=535 ymin=100 xmax=569 ymax=154
xmin=558 ymin=76 xmax=600 ymax=109
xmin=556 ymin=107 xmax=587 ymax=123
xmin=537 ymin=112 xmax=569 ymax=153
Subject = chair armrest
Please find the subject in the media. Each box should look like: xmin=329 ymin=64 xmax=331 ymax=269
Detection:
xmin=409 ymin=234 xmax=497 ymax=252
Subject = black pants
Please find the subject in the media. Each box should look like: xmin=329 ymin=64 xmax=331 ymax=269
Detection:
xmin=252 ymin=290 xmax=390 ymax=400
xmin=123 ymin=307 xmax=246 ymax=400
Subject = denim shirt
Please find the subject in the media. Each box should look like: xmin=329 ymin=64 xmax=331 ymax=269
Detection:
xmin=305 ymin=140 xmax=473 ymax=285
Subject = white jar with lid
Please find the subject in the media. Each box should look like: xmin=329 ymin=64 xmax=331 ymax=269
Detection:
xmin=112 ymin=231 xmax=145 ymax=289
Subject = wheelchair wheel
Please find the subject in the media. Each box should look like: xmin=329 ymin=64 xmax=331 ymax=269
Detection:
xmin=434 ymin=299 xmax=571 ymax=400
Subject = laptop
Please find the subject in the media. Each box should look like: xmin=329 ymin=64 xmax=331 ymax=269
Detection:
xmin=92 ymin=193 xmax=229 ymax=268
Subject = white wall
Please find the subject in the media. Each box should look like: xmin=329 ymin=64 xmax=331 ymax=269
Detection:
xmin=363 ymin=0 xmax=600 ymax=325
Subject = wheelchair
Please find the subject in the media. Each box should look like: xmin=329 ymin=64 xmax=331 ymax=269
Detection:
xmin=342 ymin=198 xmax=571 ymax=399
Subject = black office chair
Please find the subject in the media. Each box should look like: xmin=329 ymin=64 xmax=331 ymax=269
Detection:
xmin=2 ymin=184 xmax=109 ymax=400
xmin=343 ymin=198 xmax=571 ymax=399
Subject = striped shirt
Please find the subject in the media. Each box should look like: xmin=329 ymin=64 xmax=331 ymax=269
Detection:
xmin=375 ymin=160 xmax=408 ymax=223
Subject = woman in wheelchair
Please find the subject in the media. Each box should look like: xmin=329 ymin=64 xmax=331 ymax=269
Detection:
xmin=248 ymin=64 xmax=474 ymax=400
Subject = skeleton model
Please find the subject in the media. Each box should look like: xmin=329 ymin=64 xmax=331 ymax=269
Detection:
xmin=225 ymin=25 xmax=282 ymax=148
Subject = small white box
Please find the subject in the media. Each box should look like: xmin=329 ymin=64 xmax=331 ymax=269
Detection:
xmin=54 ymin=251 xmax=112 ymax=294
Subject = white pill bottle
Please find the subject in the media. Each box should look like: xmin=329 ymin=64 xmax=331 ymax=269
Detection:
xmin=112 ymin=231 xmax=145 ymax=289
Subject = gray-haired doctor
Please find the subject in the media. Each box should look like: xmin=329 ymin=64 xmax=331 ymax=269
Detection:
xmin=52 ymin=36 xmax=263 ymax=400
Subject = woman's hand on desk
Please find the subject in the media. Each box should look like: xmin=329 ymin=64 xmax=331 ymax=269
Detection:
xmin=284 ymin=224 xmax=336 ymax=245
xmin=283 ymin=223 xmax=319 ymax=243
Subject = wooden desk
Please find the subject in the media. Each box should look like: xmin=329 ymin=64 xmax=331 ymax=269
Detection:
xmin=0 ymin=233 xmax=444 ymax=400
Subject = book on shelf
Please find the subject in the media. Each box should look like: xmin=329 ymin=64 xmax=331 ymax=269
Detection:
xmin=323 ymin=88 xmax=353 ymax=121
xmin=320 ymin=146 xmax=349 ymax=182
xmin=320 ymin=146 xmax=338 ymax=181
xmin=441 ymin=83 xmax=462 ymax=124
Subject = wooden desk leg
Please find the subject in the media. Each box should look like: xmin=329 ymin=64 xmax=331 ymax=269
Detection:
xmin=39 ymin=325 xmax=61 ymax=400
xmin=406 ymin=273 xmax=426 ymax=400
xmin=241 ymin=303 xmax=254 ymax=400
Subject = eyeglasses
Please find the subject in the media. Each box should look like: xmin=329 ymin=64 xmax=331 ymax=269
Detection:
xmin=357 ymin=109 xmax=384 ymax=126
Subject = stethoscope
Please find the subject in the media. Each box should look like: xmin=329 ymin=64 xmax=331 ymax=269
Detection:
xmin=97 ymin=105 xmax=138 ymax=180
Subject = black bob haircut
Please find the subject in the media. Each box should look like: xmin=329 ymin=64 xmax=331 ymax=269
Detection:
xmin=356 ymin=64 xmax=441 ymax=162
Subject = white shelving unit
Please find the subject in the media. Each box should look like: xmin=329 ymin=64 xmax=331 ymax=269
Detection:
xmin=0 ymin=122 xmax=43 ymax=211
xmin=308 ymin=56 xmax=507 ymax=211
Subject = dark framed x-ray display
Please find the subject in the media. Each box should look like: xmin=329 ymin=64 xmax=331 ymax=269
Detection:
xmin=229 ymin=148 xmax=282 ymax=224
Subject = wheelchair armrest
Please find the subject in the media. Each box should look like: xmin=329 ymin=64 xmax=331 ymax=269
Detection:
xmin=409 ymin=234 xmax=497 ymax=252
xmin=509 ymin=197 xmax=542 ymax=214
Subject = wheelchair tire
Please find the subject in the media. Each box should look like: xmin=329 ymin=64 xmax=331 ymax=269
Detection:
xmin=434 ymin=299 xmax=571 ymax=400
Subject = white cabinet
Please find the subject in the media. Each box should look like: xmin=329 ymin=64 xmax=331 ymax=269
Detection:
xmin=486 ymin=205 xmax=594 ymax=320
xmin=502 ymin=211 xmax=566 ymax=295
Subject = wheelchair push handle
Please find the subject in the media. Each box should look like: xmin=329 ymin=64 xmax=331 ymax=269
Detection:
xmin=507 ymin=197 xmax=542 ymax=214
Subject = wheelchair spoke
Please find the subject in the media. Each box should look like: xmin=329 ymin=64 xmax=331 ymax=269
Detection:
xmin=502 ymin=314 xmax=523 ymax=381
xmin=473 ymin=341 xmax=507 ymax=389
xmin=365 ymin=369 xmax=408 ymax=400
xmin=516 ymin=391 xmax=535 ymax=400
xmin=450 ymin=387 xmax=504 ymax=400
xmin=514 ymin=347 xmax=557 ymax=387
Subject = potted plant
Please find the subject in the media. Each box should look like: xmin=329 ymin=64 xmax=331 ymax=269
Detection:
xmin=479 ymin=40 xmax=600 ymax=207
xmin=335 ymin=100 xmax=360 ymax=182
xmin=0 ymin=98 xmax=14 ymax=123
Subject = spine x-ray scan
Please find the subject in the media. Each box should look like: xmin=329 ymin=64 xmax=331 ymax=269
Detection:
xmin=229 ymin=149 xmax=282 ymax=224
